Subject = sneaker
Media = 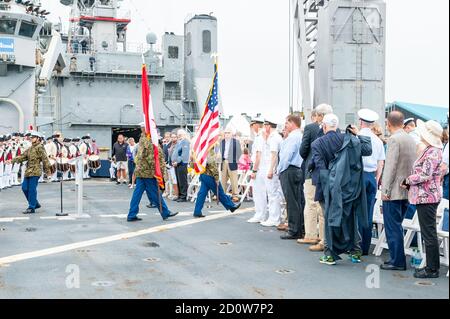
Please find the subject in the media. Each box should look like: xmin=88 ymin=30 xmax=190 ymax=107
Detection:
xmin=260 ymin=221 xmax=279 ymax=227
xmin=319 ymin=255 xmax=337 ymax=266
xmin=247 ymin=217 xmax=263 ymax=224
xmin=349 ymin=253 xmax=362 ymax=264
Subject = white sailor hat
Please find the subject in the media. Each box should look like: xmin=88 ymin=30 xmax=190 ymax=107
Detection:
xmin=139 ymin=122 xmax=146 ymax=128
xmin=250 ymin=117 xmax=265 ymax=125
xmin=404 ymin=118 xmax=416 ymax=127
xmin=264 ymin=118 xmax=278 ymax=127
xmin=358 ymin=109 xmax=380 ymax=123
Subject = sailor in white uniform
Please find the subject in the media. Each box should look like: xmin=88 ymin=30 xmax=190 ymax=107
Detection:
xmin=260 ymin=119 xmax=284 ymax=227
xmin=247 ymin=118 xmax=268 ymax=224
xmin=356 ymin=109 xmax=386 ymax=256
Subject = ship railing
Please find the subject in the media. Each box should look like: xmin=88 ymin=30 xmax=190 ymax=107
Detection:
xmin=124 ymin=42 xmax=152 ymax=54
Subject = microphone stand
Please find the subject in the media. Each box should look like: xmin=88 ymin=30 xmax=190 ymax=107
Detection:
xmin=56 ymin=152 xmax=68 ymax=217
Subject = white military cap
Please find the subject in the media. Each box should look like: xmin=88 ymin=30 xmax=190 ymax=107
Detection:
xmin=139 ymin=122 xmax=146 ymax=128
xmin=358 ymin=109 xmax=380 ymax=123
xmin=264 ymin=118 xmax=278 ymax=126
xmin=403 ymin=118 xmax=416 ymax=127
xmin=29 ymin=131 xmax=39 ymax=138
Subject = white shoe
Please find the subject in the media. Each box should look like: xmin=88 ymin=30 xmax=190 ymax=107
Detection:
xmin=260 ymin=221 xmax=280 ymax=227
xmin=247 ymin=217 xmax=263 ymax=224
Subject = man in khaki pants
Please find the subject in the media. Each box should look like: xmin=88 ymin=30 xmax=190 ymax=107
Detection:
xmin=220 ymin=128 xmax=242 ymax=202
xmin=298 ymin=104 xmax=333 ymax=251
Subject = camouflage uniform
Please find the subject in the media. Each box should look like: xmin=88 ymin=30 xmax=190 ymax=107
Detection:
xmin=127 ymin=133 xmax=173 ymax=221
xmin=203 ymin=148 xmax=220 ymax=180
xmin=134 ymin=134 xmax=166 ymax=179
xmin=12 ymin=141 xmax=51 ymax=177
xmin=193 ymin=147 xmax=238 ymax=217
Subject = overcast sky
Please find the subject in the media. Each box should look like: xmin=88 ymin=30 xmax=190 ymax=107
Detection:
xmin=41 ymin=0 xmax=449 ymax=121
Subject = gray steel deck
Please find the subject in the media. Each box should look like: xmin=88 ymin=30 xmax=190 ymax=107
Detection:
xmin=0 ymin=180 xmax=448 ymax=299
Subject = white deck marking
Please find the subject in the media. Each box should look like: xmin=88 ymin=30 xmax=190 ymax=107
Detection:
xmin=0 ymin=217 xmax=30 ymax=223
xmin=40 ymin=214 xmax=91 ymax=221
xmin=176 ymin=210 xmax=227 ymax=217
xmin=100 ymin=214 xmax=148 ymax=218
xmin=0 ymin=208 xmax=254 ymax=265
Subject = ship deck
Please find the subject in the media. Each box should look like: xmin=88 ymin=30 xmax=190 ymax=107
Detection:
xmin=0 ymin=180 xmax=448 ymax=299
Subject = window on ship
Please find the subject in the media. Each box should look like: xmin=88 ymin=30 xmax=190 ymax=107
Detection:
xmin=0 ymin=19 xmax=17 ymax=35
xmin=19 ymin=21 xmax=37 ymax=38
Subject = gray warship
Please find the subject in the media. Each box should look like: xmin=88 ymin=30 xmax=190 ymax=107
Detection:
xmin=0 ymin=0 xmax=448 ymax=300
xmin=1 ymin=0 xmax=218 ymax=150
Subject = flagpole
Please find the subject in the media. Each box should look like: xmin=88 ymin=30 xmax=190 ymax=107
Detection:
xmin=141 ymin=54 xmax=164 ymax=216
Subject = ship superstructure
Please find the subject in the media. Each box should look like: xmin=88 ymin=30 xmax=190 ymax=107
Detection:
xmin=36 ymin=0 xmax=218 ymax=150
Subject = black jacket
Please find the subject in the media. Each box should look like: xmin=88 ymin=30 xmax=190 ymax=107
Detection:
xmin=300 ymin=122 xmax=322 ymax=178
xmin=112 ymin=142 xmax=128 ymax=162
xmin=320 ymin=133 xmax=372 ymax=258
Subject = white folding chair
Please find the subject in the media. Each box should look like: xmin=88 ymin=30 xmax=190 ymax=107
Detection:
xmin=373 ymin=205 xmax=423 ymax=258
xmin=403 ymin=212 xmax=424 ymax=258
xmin=371 ymin=191 xmax=384 ymax=246
xmin=420 ymin=199 xmax=449 ymax=276
xmin=236 ymin=170 xmax=252 ymax=203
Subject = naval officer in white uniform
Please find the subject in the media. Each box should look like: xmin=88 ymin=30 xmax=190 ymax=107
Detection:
xmin=248 ymin=118 xmax=284 ymax=226
xmin=355 ymin=108 xmax=386 ymax=256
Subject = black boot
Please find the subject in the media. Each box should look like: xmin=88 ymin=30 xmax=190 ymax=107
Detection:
xmin=414 ymin=268 xmax=440 ymax=279
xmin=23 ymin=208 xmax=36 ymax=215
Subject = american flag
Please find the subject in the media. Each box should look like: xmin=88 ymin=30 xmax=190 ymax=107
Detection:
xmin=192 ymin=66 xmax=220 ymax=174
xmin=141 ymin=59 xmax=164 ymax=189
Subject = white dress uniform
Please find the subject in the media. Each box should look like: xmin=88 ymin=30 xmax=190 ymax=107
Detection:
xmin=261 ymin=130 xmax=284 ymax=226
xmin=248 ymin=131 xmax=268 ymax=223
xmin=360 ymin=128 xmax=386 ymax=172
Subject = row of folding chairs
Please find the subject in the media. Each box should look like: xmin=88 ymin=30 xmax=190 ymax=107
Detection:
xmin=372 ymin=192 xmax=449 ymax=276
xmin=186 ymin=168 xmax=254 ymax=204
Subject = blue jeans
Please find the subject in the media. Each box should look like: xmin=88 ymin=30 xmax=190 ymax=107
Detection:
xmin=22 ymin=176 xmax=40 ymax=210
xmin=128 ymin=178 xmax=171 ymax=220
xmin=443 ymin=174 xmax=449 ymax=200
xmin=128 ymin=160 xmax=135 ymax=184
xmin=383 ymin=200 xmax=409 ymax=267
xmin=359 ymin=172 xmax=378 ymax=255
xmin=194 ymin=175 xmax=235 ymax=216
